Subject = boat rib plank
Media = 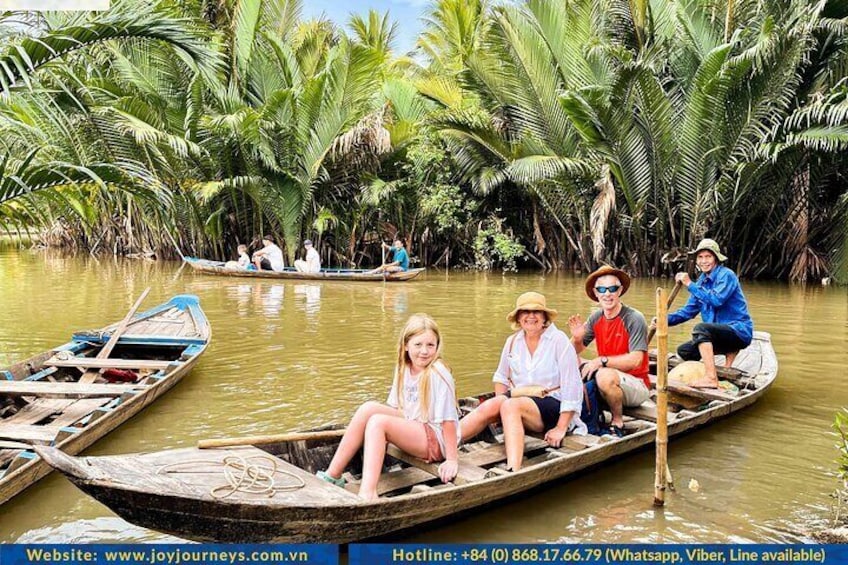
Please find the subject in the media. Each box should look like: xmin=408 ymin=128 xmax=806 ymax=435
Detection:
xmin=0 ymin=381 xmax=142 ymax=398
xmin=5 ymin=399 xmax=75 ymax=425
xmin=46 ymin=358 xmax=173 ymax=370
xmin=0 ymin=424 xmax=59 ymax=443
xmin=386 ymin=445 xmax=488 ymax=484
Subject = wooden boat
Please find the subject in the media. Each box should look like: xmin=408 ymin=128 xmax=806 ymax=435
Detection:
xmin=185 ymin=257 xmax=425 ymax=282
xmin=0 ymin=295 xmax=210 ymax=506
xmin=37 ymin=331 xmax=775 ymax=543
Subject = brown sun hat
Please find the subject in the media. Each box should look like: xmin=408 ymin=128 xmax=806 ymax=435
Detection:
xmin=584 ymin=265 xmax=631 ymax=301
xmin=506 ymin=291 xmax=559 ymax=325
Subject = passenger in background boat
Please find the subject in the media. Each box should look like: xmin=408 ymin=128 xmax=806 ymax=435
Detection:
xmin=459 ymin=292 xmax=585 ymax=471
xmin=316 ymin=313 xmax=460 ymax=500
xmin=568 ymin=266 xmax=651 ymax=439
xmin=294 ymin=239 xmax=321 ymax=273
xmin=237 ymin=244 xmax=256 ymax=271
xmin=252 ymin=235 xmax=285 ymax=272
xmin=369 ymin=240 xmax=409 ymax=274
xmin=663 ymin=239 xmax=753 ymax=389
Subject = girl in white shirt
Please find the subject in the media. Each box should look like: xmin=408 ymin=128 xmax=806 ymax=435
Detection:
xmin=317 ymin=314 xmax=460 ymax=500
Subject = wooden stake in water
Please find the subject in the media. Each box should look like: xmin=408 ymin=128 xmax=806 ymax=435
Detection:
xmin=654 ymin=287 xmax=670 ymax=506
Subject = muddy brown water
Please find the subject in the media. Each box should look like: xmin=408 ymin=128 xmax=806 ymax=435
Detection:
xmin=0 ymin=248 xmax=846 ymax=543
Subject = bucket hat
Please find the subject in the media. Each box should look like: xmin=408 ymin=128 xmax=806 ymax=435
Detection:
xmin=691 ymin=238 xmax=727 ymax=262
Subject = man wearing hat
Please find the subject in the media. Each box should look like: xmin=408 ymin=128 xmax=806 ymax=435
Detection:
xmin=665 ymin=238 xmax=753 ymax=388
xmin=294 ymin=239 xmax=321 ymax=273
xmin=568 ymin=266 xmax=651 ymax=438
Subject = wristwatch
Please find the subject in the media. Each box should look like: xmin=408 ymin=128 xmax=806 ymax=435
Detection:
xmin=601 ymin=356 xmax=609 ymax=367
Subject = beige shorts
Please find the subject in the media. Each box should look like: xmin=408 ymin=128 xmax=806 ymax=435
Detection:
xmin=616 ymin=371 xmax=650 ymax=407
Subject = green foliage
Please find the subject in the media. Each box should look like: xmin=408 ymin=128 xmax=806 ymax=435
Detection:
xmin=0 ymin=0 xmax=847 ymax=279
xmin=473 ymin=216 xmax=526 ymax=272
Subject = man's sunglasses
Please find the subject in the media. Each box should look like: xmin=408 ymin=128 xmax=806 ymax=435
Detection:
xmin=594 ymin=285 xmax=621 ymax=294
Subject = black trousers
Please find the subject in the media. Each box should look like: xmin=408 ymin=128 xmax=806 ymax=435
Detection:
xmin=677 ymin=322 xmax=748 ymax=360
xmin=258 ymin=257 xmax=273 ymax=271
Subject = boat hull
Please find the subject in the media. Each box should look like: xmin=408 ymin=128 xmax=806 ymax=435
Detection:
xmin=0 ymin=296 xmax=210 ymax=506
xmin=185 ymin=258 xmax=424 ymax=282
xmin=38 ymin=332 xmax=776 ymax=543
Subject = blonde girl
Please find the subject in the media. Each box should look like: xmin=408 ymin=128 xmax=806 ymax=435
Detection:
xmin=317 ymin=314 xmax=460 ymax=500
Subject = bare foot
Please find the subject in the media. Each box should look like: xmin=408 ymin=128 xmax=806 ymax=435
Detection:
xmin=689 ymin=379 xmax=719 ymax=389
xmin=358 ymin=490 xmax=378 ymax=501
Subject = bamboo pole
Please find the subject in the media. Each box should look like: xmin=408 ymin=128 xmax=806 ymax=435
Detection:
xmin=647 ymin=280 xmax=682 ymax=344
xmin=79 ymin=287 xmax=151 ymax=384
xmin=654 ymin=287 xmax=670 ymax=506
xmin=198 ymin=428 xmax=345 ymax=449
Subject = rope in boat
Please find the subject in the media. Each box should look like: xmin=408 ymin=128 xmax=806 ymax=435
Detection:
xmin=157 ymin=455 xmax=306 ymax=499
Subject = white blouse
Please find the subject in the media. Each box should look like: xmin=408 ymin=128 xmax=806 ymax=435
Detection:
xmin=492 ymin=323 xmax=586 ymax=434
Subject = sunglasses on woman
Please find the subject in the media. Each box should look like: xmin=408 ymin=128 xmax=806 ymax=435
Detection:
xmin=594 ymin=285 xmax=621 ymax=294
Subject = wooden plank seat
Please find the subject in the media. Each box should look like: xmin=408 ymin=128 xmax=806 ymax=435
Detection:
xmin=0 ymin=398 xmax=112 ymax=445
xmin=666 ymin=380 xmax=738 ymax=402
xmin=0 ymin=381 xmax=143 ymax=399
xmin=373 ymin=467 xmax=435 ymax=496
xmin=0 ymin=424 xmax=60 ymax=444
xmin=649 ymin=351 xmax=748 ymax=383
xmin=461 ymin=437 xmax=549 ymax=467
xmin=624 ymin=403 xmax=678 ymax=423
xmin=386 ymin=445 xmax=488 ymax=484
xmin=45 ymin=357 xmax=175 ymax=370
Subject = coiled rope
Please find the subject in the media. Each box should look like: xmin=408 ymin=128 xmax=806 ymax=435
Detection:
xmin=157 ymin=455 xmax=306 ymax=499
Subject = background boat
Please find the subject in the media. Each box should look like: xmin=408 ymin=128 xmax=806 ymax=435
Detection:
xmin=0 ymin=294 xmax=210 ymax=506
xmin=185 ymin=257 xmax=424 ymax=281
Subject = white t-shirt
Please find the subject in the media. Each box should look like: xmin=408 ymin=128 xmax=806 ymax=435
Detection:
xmin=386 ymin=360 xmax=460 ymax=455
xmin=492 ymin=323 xmax=586 ymax=435
xmin=237 ymin=252 xmax=251 ymax=268
xmin=305 ymin=247 xmax=321 ymax=273
xmin=264 ymin=244 xmax=285 ymax=271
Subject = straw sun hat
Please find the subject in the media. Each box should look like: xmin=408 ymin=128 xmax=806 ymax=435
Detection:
xmin=506 ymin=291 xmax=559 ymax=326
xmin=584 ymin=265 xmax=631 ymax=301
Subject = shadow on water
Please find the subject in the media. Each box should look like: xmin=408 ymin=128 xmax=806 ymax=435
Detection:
xmin=0 ymin=248 xmax=846 ymax=542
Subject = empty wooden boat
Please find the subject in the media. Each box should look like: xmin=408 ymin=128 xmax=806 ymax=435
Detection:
xmin=184 ymin=257 xmax=425 ymax=282
xmin=0 ymin=294 xmax=210 ymax=505
xmin=37 ymin=331 xmax=775 ymax=543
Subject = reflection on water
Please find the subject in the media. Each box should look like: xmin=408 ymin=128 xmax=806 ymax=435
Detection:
xmin=0 ymin=248 xmax=846 ymax=543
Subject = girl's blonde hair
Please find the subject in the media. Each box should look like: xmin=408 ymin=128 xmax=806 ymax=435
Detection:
xmin=393 ymin=313 xmax=445 ymax=421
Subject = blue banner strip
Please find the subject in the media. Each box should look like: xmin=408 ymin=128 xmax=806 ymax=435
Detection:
xmin=0 ymin=544 xmax=337 ymax=565
xmin=349 ymin=544 xmax=842 ymax=565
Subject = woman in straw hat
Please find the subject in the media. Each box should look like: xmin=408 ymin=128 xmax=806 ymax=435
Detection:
xmin=665 ymin=238 xmax=753 ymax=388
xmin=459 ymin=292 xmax=585 ymax=471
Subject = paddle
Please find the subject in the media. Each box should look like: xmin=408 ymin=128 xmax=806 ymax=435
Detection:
xmin=197 ymin=428 xmax=346 ymax=449
xmin=381 ymin=241 xmax=387 ymax=279
xmin=79 ymin=287 xmax=151 ymax=384
xmin=646 ymin=280 xmax=682 ymax=345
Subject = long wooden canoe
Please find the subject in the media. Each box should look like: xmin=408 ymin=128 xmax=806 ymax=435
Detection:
xmin=0 ymin=295 xmax=210 ymax=505
xmin=38 ymin=331 xmax=775 ymax=543
xmin=185 ymin=257 xmax=425 ymax=282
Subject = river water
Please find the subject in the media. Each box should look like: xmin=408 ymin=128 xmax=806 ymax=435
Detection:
xmin=0 ymin=247 xmax=846 ymax=543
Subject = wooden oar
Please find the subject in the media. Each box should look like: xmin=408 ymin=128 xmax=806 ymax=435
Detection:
xmin=79 ymin=287 xmax=151 ymax=384
xmin=197 ymin=428 xmax=345 ymax=449
xmin=647 ymin=280 xmax=683 ymax=344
